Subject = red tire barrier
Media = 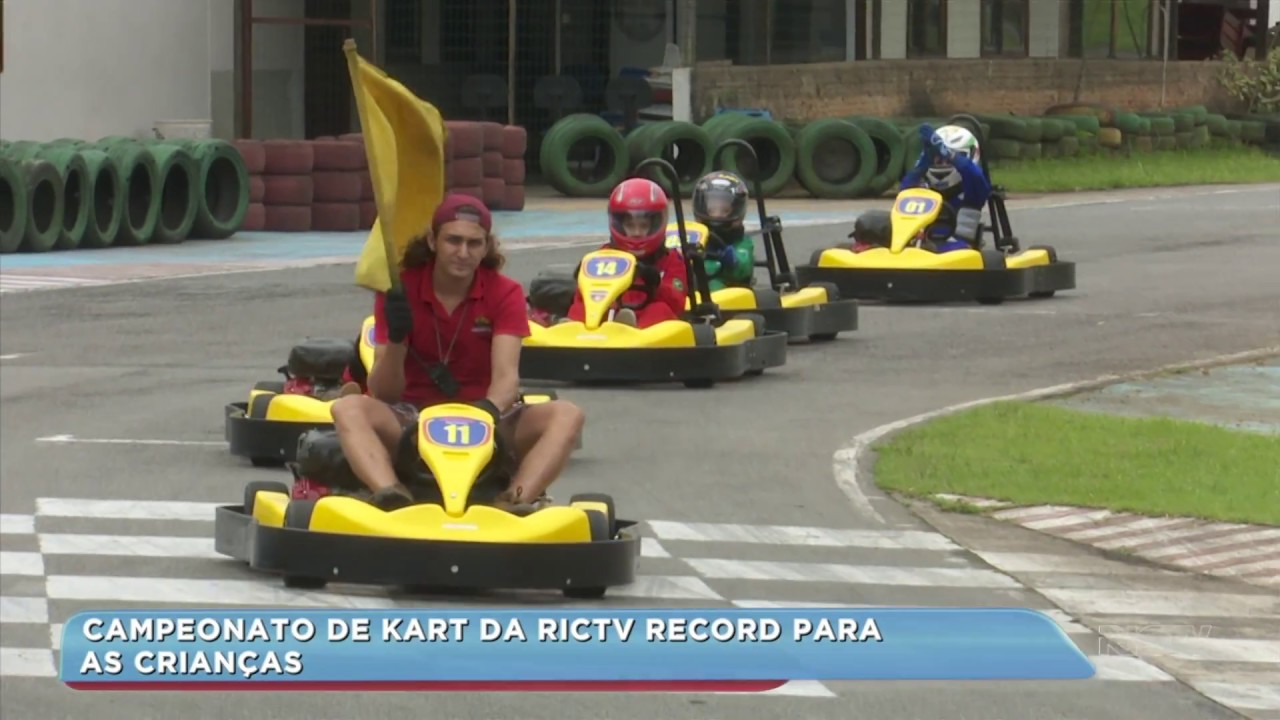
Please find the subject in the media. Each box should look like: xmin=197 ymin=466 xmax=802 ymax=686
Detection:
xmin=262 ymin=140 xmax=314 ymax=175
xmin=263 ymin=205 xmax=312 ymax=232
xmin=261 ymin=175 xmax=314 ymax=206
xmin=311 ymin=202 xmax=362 ymax=232
xmin=312 ymin=171 xmax=362 ymax=203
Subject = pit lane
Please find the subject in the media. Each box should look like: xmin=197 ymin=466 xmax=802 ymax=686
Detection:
xmin=1 ymin=184 xmax=1277 ymax=720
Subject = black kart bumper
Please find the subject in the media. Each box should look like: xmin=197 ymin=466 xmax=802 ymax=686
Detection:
xmin=519 ymin=331 xmax=788 ymax=385
xmin=214 ymin=504 xmax=640 ymax=595
xmin=225 ymin=402 xmax=328 ymax=465
xmin=725 ymin=299 xmax=859 ymax=340
xmin=795 ymin=261 xmax=1076 ymax=303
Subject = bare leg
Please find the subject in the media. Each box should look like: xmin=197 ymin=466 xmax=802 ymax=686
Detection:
xmin=505 ymin=400 xmax=585 ymax=502
xmin=330 ymin=395 xmax=408 ymax=497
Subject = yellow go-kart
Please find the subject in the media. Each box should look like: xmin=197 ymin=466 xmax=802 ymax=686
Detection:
xmin=795 ymin=114 xmax=1076 ymax=305
xmin=215 ymin=402 xmax=638 ymax=598
xmin=520 ymin=157 xmax=788 ymax=388
xmin=659 ymin=139 xmax=859 ymax=342
xmin=225 ymin=315 xmax=565 ymax=467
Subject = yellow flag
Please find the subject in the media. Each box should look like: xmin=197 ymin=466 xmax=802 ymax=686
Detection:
xmin=343 ymin=39 xmax=448 ymax=292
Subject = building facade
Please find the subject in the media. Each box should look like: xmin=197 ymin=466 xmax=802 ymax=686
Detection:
xmin=0 ymin=0 xmax=1269 ymax=144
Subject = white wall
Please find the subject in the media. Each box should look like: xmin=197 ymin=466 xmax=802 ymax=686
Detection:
xmin=0 ymin=0 xmax=311 ymax=142
xmin=0 ymin=0 xmax=212 ymax=142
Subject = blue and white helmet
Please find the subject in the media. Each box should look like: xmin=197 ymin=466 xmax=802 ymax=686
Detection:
xmin=925 ymin=125 xmax=981 ymax=191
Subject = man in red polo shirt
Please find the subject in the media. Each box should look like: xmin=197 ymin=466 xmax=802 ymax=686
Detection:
xmin=330 ymin=193 xmax=585 ymax=513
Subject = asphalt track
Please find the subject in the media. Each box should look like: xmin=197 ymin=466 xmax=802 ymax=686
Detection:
xmin=1 ymin=184 xmax=1278 ymax=719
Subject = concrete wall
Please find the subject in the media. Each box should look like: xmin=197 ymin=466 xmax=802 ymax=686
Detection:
xmin=692 ymin=58 xmax=1238 ymax=121
xmin=0 ymin=0 xmax=312 ymax=142
xmin=0 ymin=0 xmax=214 ymax=142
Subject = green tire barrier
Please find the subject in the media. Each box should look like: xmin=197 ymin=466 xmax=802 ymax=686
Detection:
xmin=1058 ymin=135 xmax=1080 ymax=157
xmin=624 ymin=123 xmax=665 ymax=170
xmin=1240 ymin=120 xmax=1267 ymax=144
xmin=0 ymin=157 xmax=27 ymax=253
xmin=78 ymin=149 xmax=124 ymax=249
xmin=18 ymin=159 xmax=65 ymax=253
xmin=845 ymin=116 xmax=905 ymax=198
xmin=629 ymin=121 xmax=713 ymax=194
xmin=5 ymin=142 xmax=90 ymax=250
xmin=703 ymin=114 xmax=796 ymax=197
xmin=1141 ymin=115 xmax=1177 ymax=137
xmin=92 ymin=139 xmax=161 ymax=245
xmin=540 ymin=114 xmax=630 ymax=197
xmin=988 ymin=138 xmax=1022 ymax=160
xmin=171 ymin=139 xmax=250 ymax=239
xmin=1050 ymin=114 xmax=1102 ymax=134
xmin=141 ymin=141 xmax=199 ymax=245
xmin=1040 ymin=118 xmax=1065 ymax=142
xmin=793 ymin=119 xmax=876 ymax=198
xmin=1021 ymin=142 xmax=1043 ymax=160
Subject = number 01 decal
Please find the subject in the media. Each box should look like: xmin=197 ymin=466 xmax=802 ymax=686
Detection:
xmin=423 ymin=416 xmax=492 ymax=449
xmin=895 ymin=197 xmax=938 ymax=216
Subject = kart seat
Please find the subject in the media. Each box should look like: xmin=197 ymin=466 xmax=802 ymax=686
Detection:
xmin=287 ymin=338 xmax=358 ymax=382
xmin=528 ymin=270 xmax=576 ymax=318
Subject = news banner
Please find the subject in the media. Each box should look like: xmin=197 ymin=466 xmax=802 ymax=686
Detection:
xmin=60 ymin=608 xmax=1096 ymax=690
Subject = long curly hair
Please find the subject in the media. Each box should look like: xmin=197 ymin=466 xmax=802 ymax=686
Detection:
xmin=401 ymin=227 xmax=506 ymax=272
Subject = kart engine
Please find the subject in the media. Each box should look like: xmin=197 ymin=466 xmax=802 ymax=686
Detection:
xmin=283 ymin=338 xmax=359 ymax=399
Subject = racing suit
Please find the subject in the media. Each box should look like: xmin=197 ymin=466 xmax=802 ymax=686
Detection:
xmin=703 ymin=226 xmax=755 ymax=291
xmin=567 ymin=245 xmax=689 ymax=328
xmin=900 ymin=152 xmax=991 ymax=253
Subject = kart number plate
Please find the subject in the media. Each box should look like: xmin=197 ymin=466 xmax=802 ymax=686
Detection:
xmin=423 ymin=416 xmax=492 ymax=449
xmin=895 ymin=197 xmax=939 ymax=216
xmin=583 ymin=255 xmax=634 ymax=279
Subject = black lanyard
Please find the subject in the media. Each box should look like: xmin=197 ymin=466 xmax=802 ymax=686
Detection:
xmin=432 ymin=301 xmax=470 ymax=368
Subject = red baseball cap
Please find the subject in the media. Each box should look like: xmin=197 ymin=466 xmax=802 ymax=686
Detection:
xmin=432 ymin=193 xmax=492 ymax=234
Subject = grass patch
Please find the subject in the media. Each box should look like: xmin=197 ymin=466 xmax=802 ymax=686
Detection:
xmin=993 ymin=145 xmax=1280 ymax=193
xmin=873 ymin=400 xmax=1280 ymax=526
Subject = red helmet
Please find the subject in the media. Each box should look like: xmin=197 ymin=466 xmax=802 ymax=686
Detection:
xmin=608 ymin=178 xmax=669 ymax=257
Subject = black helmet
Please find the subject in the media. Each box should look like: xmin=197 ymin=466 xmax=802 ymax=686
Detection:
xmin=692 ymin=171 xmax=749 ymax=233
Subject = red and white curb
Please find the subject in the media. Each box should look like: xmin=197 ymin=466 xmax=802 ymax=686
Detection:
xmin=931 ymin=494 xmax=1280 ymax=589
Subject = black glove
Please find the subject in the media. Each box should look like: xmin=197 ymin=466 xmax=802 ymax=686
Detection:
xmin=384 ymin=288 xmax=413 ymax=344
xmin=470 ymin=398 xmax=502 ymax=424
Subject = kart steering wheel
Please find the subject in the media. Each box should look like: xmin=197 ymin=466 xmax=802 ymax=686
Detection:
xmin=617 ymin=267 xmax=660 ymax=311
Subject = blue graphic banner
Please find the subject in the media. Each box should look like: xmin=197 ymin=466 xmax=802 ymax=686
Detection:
xmin=60 ymin=608 xmax=1095 ymax=688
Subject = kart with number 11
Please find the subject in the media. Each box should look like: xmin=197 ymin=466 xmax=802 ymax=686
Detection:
xmin=223 ymin=317 xmax=568 ymax=469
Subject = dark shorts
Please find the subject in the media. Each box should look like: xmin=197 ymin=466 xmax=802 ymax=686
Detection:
xmin=389 ymin=400 xmax=526 ymax=463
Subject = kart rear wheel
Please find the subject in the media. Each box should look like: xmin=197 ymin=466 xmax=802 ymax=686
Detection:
xmin=560 ymin=510 xmax=612 ymax=599
xmin=243 ymin=480 xmax=289 ymax=516
xmin=806 ymin=282 xmax=841 ymax=342
xmin=682 ymin=378 xmax=716 ymax=389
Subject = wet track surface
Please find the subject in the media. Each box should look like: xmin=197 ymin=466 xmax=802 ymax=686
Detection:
xmin=1 ymin=184 xmax=1278 ymax=719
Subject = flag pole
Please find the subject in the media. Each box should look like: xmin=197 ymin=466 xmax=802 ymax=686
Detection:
xmin=344 ymin=38 xmax=402 ymax=292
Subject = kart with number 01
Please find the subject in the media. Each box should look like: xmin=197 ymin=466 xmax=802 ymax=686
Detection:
xmin=794 ymin=114 xmax=1076 ymax=305
xmin=660 ymin=138 xmax=859 ymax=342
xmin=215 ymin=401 xmax=638 ymax=598
xmin=519 ymin=157 xmax=788 ymax=388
